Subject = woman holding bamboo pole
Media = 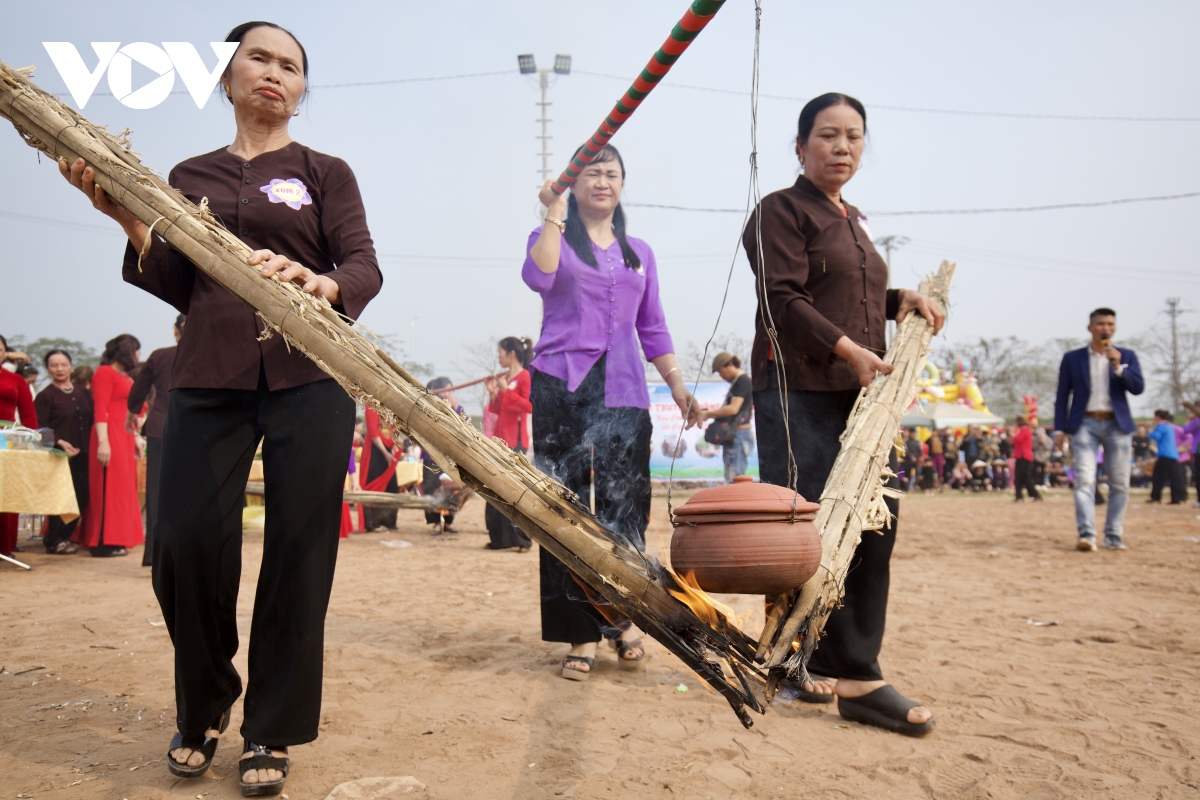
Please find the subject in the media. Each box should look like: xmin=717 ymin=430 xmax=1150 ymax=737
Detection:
xmin=58 ymin=21 xmax=381 ymax=796
xmin=744 ymin=93 xmax=944 ymax=736
xmin=526 ymin=145 xmax=701 ymax=680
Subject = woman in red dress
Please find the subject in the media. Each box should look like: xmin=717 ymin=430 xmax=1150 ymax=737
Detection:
xmin=77 ymin=334 xmax=145 ymax=557
xmin=483 ymin=336 xmax=534 ymax=551
xmin=0 ymin=334 xmax=38 ymax=557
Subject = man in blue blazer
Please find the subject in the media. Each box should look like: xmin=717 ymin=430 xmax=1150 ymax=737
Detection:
xmin=1054 ymin=308 xmax=1144 ymax=551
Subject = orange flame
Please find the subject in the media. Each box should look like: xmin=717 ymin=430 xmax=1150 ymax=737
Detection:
xmin=667 ymin=569 xmax=737 ymax=630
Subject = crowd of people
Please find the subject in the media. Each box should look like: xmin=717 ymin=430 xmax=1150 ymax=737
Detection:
xmin=892 ymin=412 xmax=1199 ymax=502
xmin=5 ymin=17 xmax=1191 ymax=795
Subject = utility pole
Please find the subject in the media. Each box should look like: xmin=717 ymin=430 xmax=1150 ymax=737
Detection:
xmin=518 ymin=54 xmax=572 ymax=185
xmin=1164 ymin=297 xmax=1184 ymax=413
xmin=874 ymin=235 xmax=909 ymax=342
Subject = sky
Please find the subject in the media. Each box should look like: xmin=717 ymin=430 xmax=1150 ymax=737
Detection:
xmin=2 ymin=0 xmax=1198 ymax=398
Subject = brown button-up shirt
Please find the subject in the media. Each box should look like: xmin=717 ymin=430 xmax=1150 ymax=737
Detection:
xmin=123 ymin=142 xmax=382 ymax=391
xmin=127 ymin=346 xmax=175 ymax=438
xmin=34 ymin=384 xmax=93 ymax=452
xmin=743 ymin=175 xmax=898 ymax=393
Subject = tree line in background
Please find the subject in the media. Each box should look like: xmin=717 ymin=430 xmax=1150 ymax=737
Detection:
xmin=3 ymin=335 xmax=99 ymax=389
xmin=937 ymin=312 xmax=1200 ymax=422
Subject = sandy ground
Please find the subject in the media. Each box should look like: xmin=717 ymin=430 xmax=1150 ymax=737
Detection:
xmin=3 ymin=487 xmax=1200 ymax=800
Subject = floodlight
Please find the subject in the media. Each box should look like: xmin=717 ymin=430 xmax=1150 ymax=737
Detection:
xmin=518 ymin=54 xmax=537 ymax=75
xmin=554 ymin=54 xmax=572 ymax=75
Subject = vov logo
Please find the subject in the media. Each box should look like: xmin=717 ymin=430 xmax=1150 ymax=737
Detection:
xmin=42 ymin=42 xmax=239 ymax=110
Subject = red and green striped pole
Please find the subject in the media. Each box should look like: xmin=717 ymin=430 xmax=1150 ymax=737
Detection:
xmin=551 ymin=0 xmax=727 ymax=195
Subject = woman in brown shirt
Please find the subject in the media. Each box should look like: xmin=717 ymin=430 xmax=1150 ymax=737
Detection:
xmin=60 ymin=21 xmax=381 ymax=795
xmin=744 ymin=93 xmax=944 ymax=737
xmin=34 ymin=348 xmax=92 ymax=554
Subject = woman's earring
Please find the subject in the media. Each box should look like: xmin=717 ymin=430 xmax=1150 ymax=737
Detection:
xmin=224 ymin=85 xmax=232 ymax=98
xmin=293 ymin=108 xmax=301 ymax=117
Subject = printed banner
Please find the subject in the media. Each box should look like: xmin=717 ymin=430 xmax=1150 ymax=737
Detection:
xmin=648 ymin=381 xmax=758 ymax=481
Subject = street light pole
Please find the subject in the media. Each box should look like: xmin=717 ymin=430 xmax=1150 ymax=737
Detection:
xmin=518 ymin=54 xmax=571 ymax=186
xmin=536 ymin=68 xmax=552 ymax=183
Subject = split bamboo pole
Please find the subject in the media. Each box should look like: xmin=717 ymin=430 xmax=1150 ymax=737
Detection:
xmin=0 ymin=60 xmax=764 ymax=726
xmin=758 ymin=263 xmax=956 ymax=685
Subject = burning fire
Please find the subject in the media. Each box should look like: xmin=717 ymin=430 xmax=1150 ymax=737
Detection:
xmin=666 ymin=569 xmax=737 ymax=629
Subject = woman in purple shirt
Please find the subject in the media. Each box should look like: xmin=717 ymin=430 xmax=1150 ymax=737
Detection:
xmin=525 ymin=145 xmax=700 ymax=681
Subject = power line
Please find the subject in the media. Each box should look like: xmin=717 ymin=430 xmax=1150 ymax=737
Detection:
xmin=47 ymin=69 xmax=519 ymax=98
xmin=311 ymin=69 xmax=517 ymax=89
xmin=902 ymin=240 xmax=1200 ymax=284
xmin=573 ymin=70 xmax=1200 ymax=123
xmin=625 ymin=191 xmax=1200 ymax=216
xmin=0 ymin=209 xmax=120 ymax=233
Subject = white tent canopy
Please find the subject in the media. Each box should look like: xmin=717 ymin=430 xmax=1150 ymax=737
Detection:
xmin=901 ymin=401 xmax=1005 ymax=429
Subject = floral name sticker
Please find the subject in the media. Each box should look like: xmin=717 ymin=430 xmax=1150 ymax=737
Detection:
xmin=259 ymin=178 xmax=312 ymax=210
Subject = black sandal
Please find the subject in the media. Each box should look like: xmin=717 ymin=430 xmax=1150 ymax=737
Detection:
xmin=239 ymin=741 xmax=289 ymax=796
xmin=166 ymin=706 xmax=232 ymax=778
xmin=561 ymin=655 xmax=594 ymax=682
xmin=837 ymin=685 xmax=936 ymax=737
xmin=614 ymin=637 xmax=645 ymax=670
xmin=778 ymin=674 xmax=836 ymax=705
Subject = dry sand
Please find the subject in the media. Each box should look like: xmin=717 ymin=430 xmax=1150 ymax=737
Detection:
xmin=2 ymin=488 xmax=1199 ymax=799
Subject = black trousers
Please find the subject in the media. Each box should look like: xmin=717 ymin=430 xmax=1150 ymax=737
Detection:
xmin=753 ymin=381 xmax=897 ymax=683
xmin=154 ymin=376 xmax=354 ymax=745
xmin=1150 ymin=456 xmax=1186 ymax=503
xmin=1014 ymin=458 xmax=1040 ymax=500
xmin=45 ymin=452 xmax=89 ymax=551
xmin=486 ymin=446 xmax=532 ymax=549
xmin=141 ymin=436 xmax=163 ymax=566
xmin=363 ymin=447 xmax=398 ymax=531
xmin=531 ymin=360 xmax=652 ymax=644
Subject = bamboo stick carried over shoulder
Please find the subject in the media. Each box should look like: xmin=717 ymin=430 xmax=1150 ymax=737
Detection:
xmin=757 ymin=262 xmax=956 ymax=686
xmin=0 ymin=60 xmax=766 ymax=727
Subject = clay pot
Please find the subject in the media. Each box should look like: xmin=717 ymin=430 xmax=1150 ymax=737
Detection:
xmin=670 ymin=475 xmax=822 ymax=595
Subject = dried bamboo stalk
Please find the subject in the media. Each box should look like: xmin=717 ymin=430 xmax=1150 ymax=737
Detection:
xmin=760 ymin=262 xmax=956 ymax=681
xmin=0 ymin=61 xmax=765 ymax=726
xmin=245 ymin=481 xmax=435 ymax=511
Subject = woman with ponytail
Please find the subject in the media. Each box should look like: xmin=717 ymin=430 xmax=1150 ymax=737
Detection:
xmin=524 ymin=145 xmax=701 ymax=681
xmin=483 ymin=336 xmax=534 ymax=551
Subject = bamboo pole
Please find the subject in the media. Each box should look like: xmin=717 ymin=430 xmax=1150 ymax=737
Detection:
xmin=245 ymin=481 xmax=435 ymax=511
xmin=0 ymin=61 xmax=764 ymax=726
xmin=759 ymin=263 xmax=956 ymax=683
xmin=550 ymin=0 xmax=726 ymax=194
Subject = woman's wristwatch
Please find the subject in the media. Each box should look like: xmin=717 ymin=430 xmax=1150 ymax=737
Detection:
xmin=544 ymin=216 xmax=566 ymax=234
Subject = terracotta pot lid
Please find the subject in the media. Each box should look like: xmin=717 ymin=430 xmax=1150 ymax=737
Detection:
xmin=673 ymin=475 xmax=820 ymax=518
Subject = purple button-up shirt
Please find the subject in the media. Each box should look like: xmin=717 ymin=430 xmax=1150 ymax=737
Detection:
xmin=522 ymin=227 xmax=675 ymax=408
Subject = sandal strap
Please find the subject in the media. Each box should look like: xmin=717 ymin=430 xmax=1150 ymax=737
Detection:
xmin=562 ymin=656 xmax=594 ymax=668
xmin=616 ymin=638 xmax=644 ymax=658
xmin=241 ymin=741 xmax=290 ymax=776
xmin=169 ymin=730 xmax=206 ymax=752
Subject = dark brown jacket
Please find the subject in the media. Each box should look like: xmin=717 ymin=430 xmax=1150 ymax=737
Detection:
xmin=127 ymin=346 xmax=175 ymax=438
xmin=123 ymin=142 xmax=382 ymax=391
xmin=34 ymin=384 xmax=93 ymax=452
xmin=743 ymin=175 xmax=898 ymax=393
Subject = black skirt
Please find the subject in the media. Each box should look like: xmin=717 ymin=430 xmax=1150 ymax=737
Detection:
xmin=531 ymin=358 xmax=652 ymax=644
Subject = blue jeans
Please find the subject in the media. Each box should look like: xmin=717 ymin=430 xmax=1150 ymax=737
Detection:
xmin=1072 ymin=418 xmax=1132 ymax=544
xmin=723 ymin=427 xmax=755 ymax=483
